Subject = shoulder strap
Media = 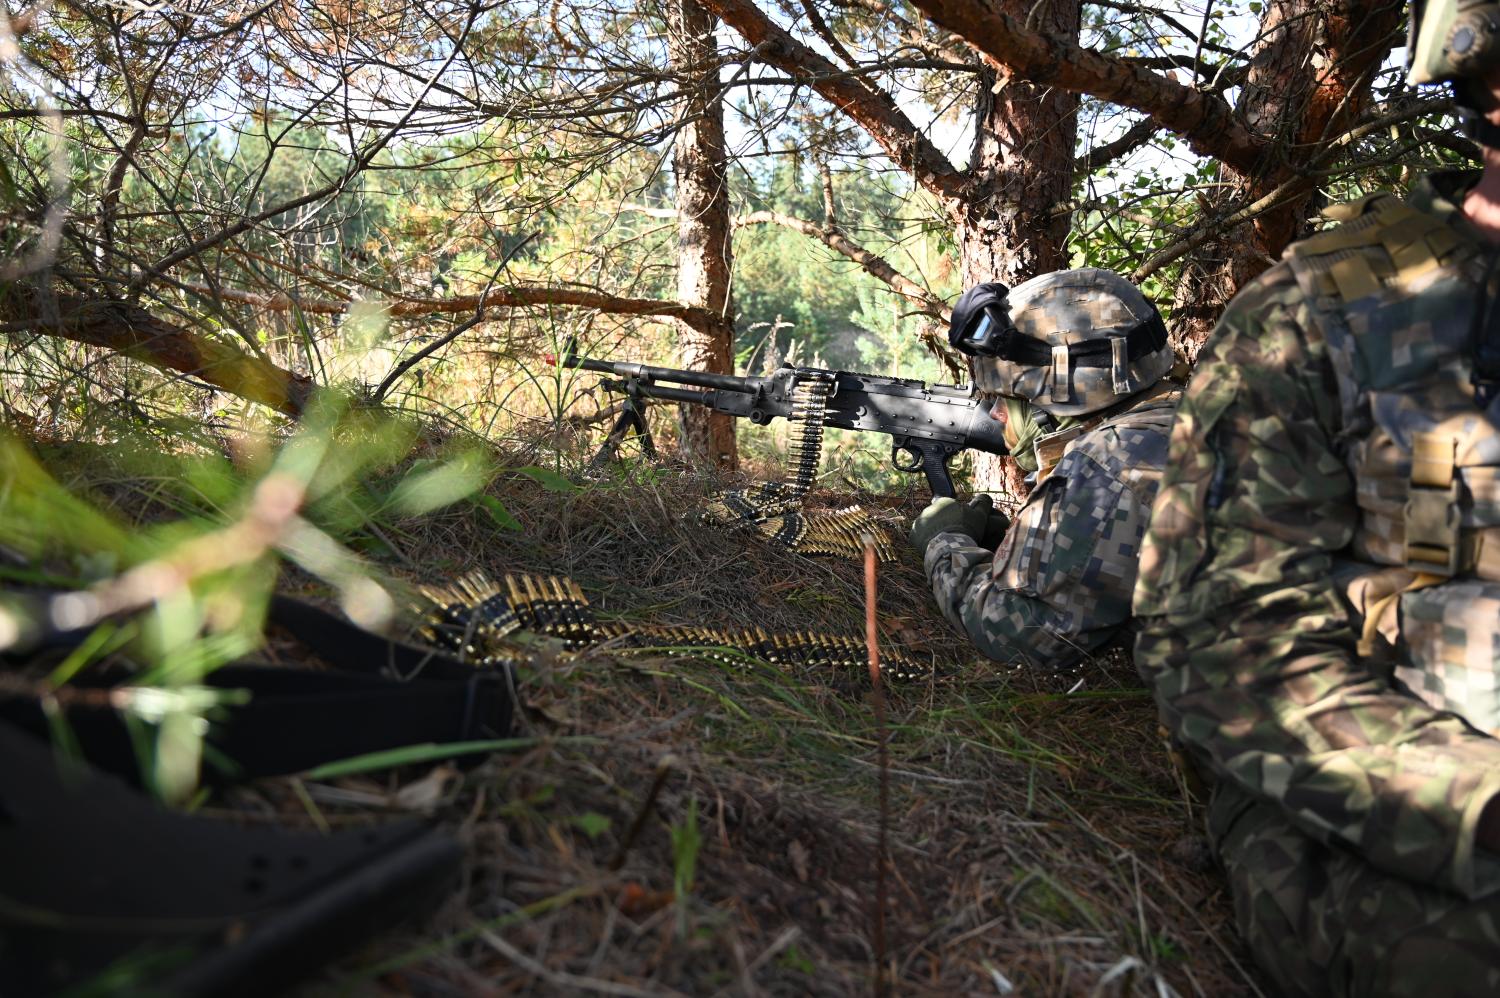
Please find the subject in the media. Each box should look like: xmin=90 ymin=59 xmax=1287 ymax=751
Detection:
xmin=0 ymin=595 xmax=517 ymax=786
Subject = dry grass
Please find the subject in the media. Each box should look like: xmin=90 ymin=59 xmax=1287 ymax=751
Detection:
xmin=29 ymin=433 xmax=1262 ymax=997
xmin=269 ymin=459 xmax=1261 ymax=997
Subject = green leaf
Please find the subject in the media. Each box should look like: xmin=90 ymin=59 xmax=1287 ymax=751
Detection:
xmin=512 ymin=466 xmax=577 ymax=492
xmin=305 ymin=737 xmax=600 ymax=779
xmin=473 ymin=494 xmax=522 ymax=531
xmin=570 ymin=811 xmax=612 ymax=839
xmin=388 ymin=450 xmax=492 ymax=515
xmin=778 ymin=944 xmax=816 ymax=976
xmin=671 ymin=796 xmax=702 ymax=898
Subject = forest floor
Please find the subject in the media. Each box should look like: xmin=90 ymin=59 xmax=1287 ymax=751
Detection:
xmin=37 ymin=436 xmax=1264 ymax=997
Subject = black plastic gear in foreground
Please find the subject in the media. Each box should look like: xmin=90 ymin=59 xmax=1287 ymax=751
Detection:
xmin=1453 ymin=79 xmax=1500 ymax=149
xmin=0 ymin=722 xmax=460 ymax=997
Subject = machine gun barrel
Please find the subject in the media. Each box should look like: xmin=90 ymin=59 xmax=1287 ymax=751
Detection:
xmin=561 ymin=352 xmax=767 ymax=395
xmin=599 ymin=379 xmax=713 ymax=407
xmin=551 ymin=343 xmax=1007 ymax=497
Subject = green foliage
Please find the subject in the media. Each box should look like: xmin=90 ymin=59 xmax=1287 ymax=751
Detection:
xmin=1148 ymin=931 xmax=1185 ymax=963
xmin=305 ymin=737 xmax=569 ymax=780
xmin=671 ymin=794 xmax=703 ymax=912
xmin=570 ymin=811 xmax=613 ymax=840
xmin=777 ymin=944 xmax=817 ymax=976
xmin=513 ymin=465 xmax=580 ymax=492
xmin=0 ymin=392 xmax=498 ymax=800
xmin=472 ymin=493 xmax=523 ymax=531
xmin=731 ymin=160 xmax=951 ymax=372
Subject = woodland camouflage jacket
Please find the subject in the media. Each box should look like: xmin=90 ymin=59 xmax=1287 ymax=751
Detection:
xmin=924 ymin=389 xmax=1178 ymax=670
xmin=1134 ymin=172 xmax=1500 ymax=901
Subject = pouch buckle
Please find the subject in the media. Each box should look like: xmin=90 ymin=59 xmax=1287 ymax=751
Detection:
xmin=1405 ymin=431 xmax=1461 ymax=577
xmin=1405 ymin=478 xmax=1461 ymax=576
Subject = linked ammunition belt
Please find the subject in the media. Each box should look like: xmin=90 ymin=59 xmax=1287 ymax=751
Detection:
xmin=420 ymin=572 xmax=929 ymax=681
xmin=701 ymin=373 xmax=898 ymax=561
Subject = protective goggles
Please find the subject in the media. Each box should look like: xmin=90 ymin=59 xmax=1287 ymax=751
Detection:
xmin=947 ymin=281 xmax=1018 ymax=357
xmin=951 ymin=304 xmax=1021 ymax=357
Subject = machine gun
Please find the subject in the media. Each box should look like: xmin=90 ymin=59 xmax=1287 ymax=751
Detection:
xmin=550 ymin=341 xmax=1007 ymax=498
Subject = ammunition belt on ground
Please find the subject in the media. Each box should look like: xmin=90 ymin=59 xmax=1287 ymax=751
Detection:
xmin=420 ymin=572 xmax=929 ymax=681
xmin=700 ymin=373 xmax=898 ymax=561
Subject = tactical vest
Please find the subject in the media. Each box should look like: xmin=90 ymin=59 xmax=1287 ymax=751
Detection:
xmin=1284 ymin=191 xmax=1500 ymax=731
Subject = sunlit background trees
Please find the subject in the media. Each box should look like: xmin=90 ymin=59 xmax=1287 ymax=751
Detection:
xmin=0 ymin=0 xmax=1455 ymax=479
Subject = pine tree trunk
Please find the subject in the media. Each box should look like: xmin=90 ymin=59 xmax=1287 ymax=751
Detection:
xmin=1170 ymin=0 xmax=1402 ymax=358
xmin=961 ymin=0 xmax=1080 ymax=494
xmin=669 ymin=0 xmax=738 ymax=470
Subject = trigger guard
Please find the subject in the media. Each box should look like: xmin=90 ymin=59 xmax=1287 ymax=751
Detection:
xmin=892 ymin=443 xmax=923 ymax=473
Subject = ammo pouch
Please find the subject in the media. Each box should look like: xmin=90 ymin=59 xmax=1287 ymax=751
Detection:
xmin=1334 ymin=558 xmax=1500 ymax=735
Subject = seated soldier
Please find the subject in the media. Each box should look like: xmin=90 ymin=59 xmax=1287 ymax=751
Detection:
xmin=909 ymin=268 xmax=1180 ymax=670
xmin=1134 ymin=4 xmax=1500 ymax=993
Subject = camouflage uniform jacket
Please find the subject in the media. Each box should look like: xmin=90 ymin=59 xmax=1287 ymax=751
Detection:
xmin=925 ymin=389 xmax=1178 ymax=670
xmin=1134 ymin=171 xmax=1500 ymax=901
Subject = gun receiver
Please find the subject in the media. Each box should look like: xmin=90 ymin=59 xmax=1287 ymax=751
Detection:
xmin=552 ymin=342 xmax=1006 ymax=498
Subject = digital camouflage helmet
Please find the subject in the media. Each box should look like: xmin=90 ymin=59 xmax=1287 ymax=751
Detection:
xmin=947 ymin=268 xmax=1172 ymax=418
xmin=1408 ymin=1 xmax=1500 ymax=145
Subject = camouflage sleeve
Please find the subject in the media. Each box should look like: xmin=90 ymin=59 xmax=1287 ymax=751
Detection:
xmin=1134 ymin=264 xmax=1500 ymax=899
xmin=924 ymin=446 xmax=1145 ymax=670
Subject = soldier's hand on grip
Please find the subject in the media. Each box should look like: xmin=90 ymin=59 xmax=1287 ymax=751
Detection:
xmin=978 ymin=501 xmax=1010 ymax=550
xmin=909 ymin=494 xmax=1003 ymax=555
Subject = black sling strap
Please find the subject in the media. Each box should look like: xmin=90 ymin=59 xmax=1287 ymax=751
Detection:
xmin=0 ymin=594 xmax=517 ymax=785
xmin=0 ymin=721 xmax=463 ymax=997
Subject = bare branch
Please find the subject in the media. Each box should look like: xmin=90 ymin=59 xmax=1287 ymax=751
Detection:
xmin=906 ymin=0 xmax=1263 ymax=173
xmin=178 ymin=281 xmax=721 ymax=330
xmin=136 ymin=3 xmax=485 ymax=284
xmin=1077 ymin=117 xmax=1159 ymax=176
xmin=736 ymin=210 xmax=949 ymax=319
xmin=698 ymin=0 xmax=967 ymax=208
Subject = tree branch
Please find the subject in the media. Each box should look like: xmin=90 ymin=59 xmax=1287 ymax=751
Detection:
xmin=0 ymin=107 xmax=142 ymax=125
xmin=3 ymin=292 xmax=313 ymax=416
xmin=905 ymin=0 xmax=1263 ymax=174
xmin=178 ymin=282 xmax=721 ymax=330
xmin=371 ymin=231 xmax=539 ymax=403
xmin=697 ymin=0 xmax=968 ymax=208
xmin=1076 ymin=117 xmax=1160 ymax=176
xmin=1132 ymin=93 xmax=1444 ymax=281
xmin=135 ymin=3 xmax=483 ymax=284
xmin=799 ymin=0 xmax=860 ymax=69
xmin=736 ymin=210 xmax=950 ymax=319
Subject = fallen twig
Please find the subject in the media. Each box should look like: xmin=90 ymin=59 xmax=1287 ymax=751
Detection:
xmin=610 ymin=753 xmax=679 ymax=871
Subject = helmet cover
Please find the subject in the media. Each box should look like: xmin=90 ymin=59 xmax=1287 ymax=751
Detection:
xmin=966 ymin=268 xmax=1172 ymax=418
